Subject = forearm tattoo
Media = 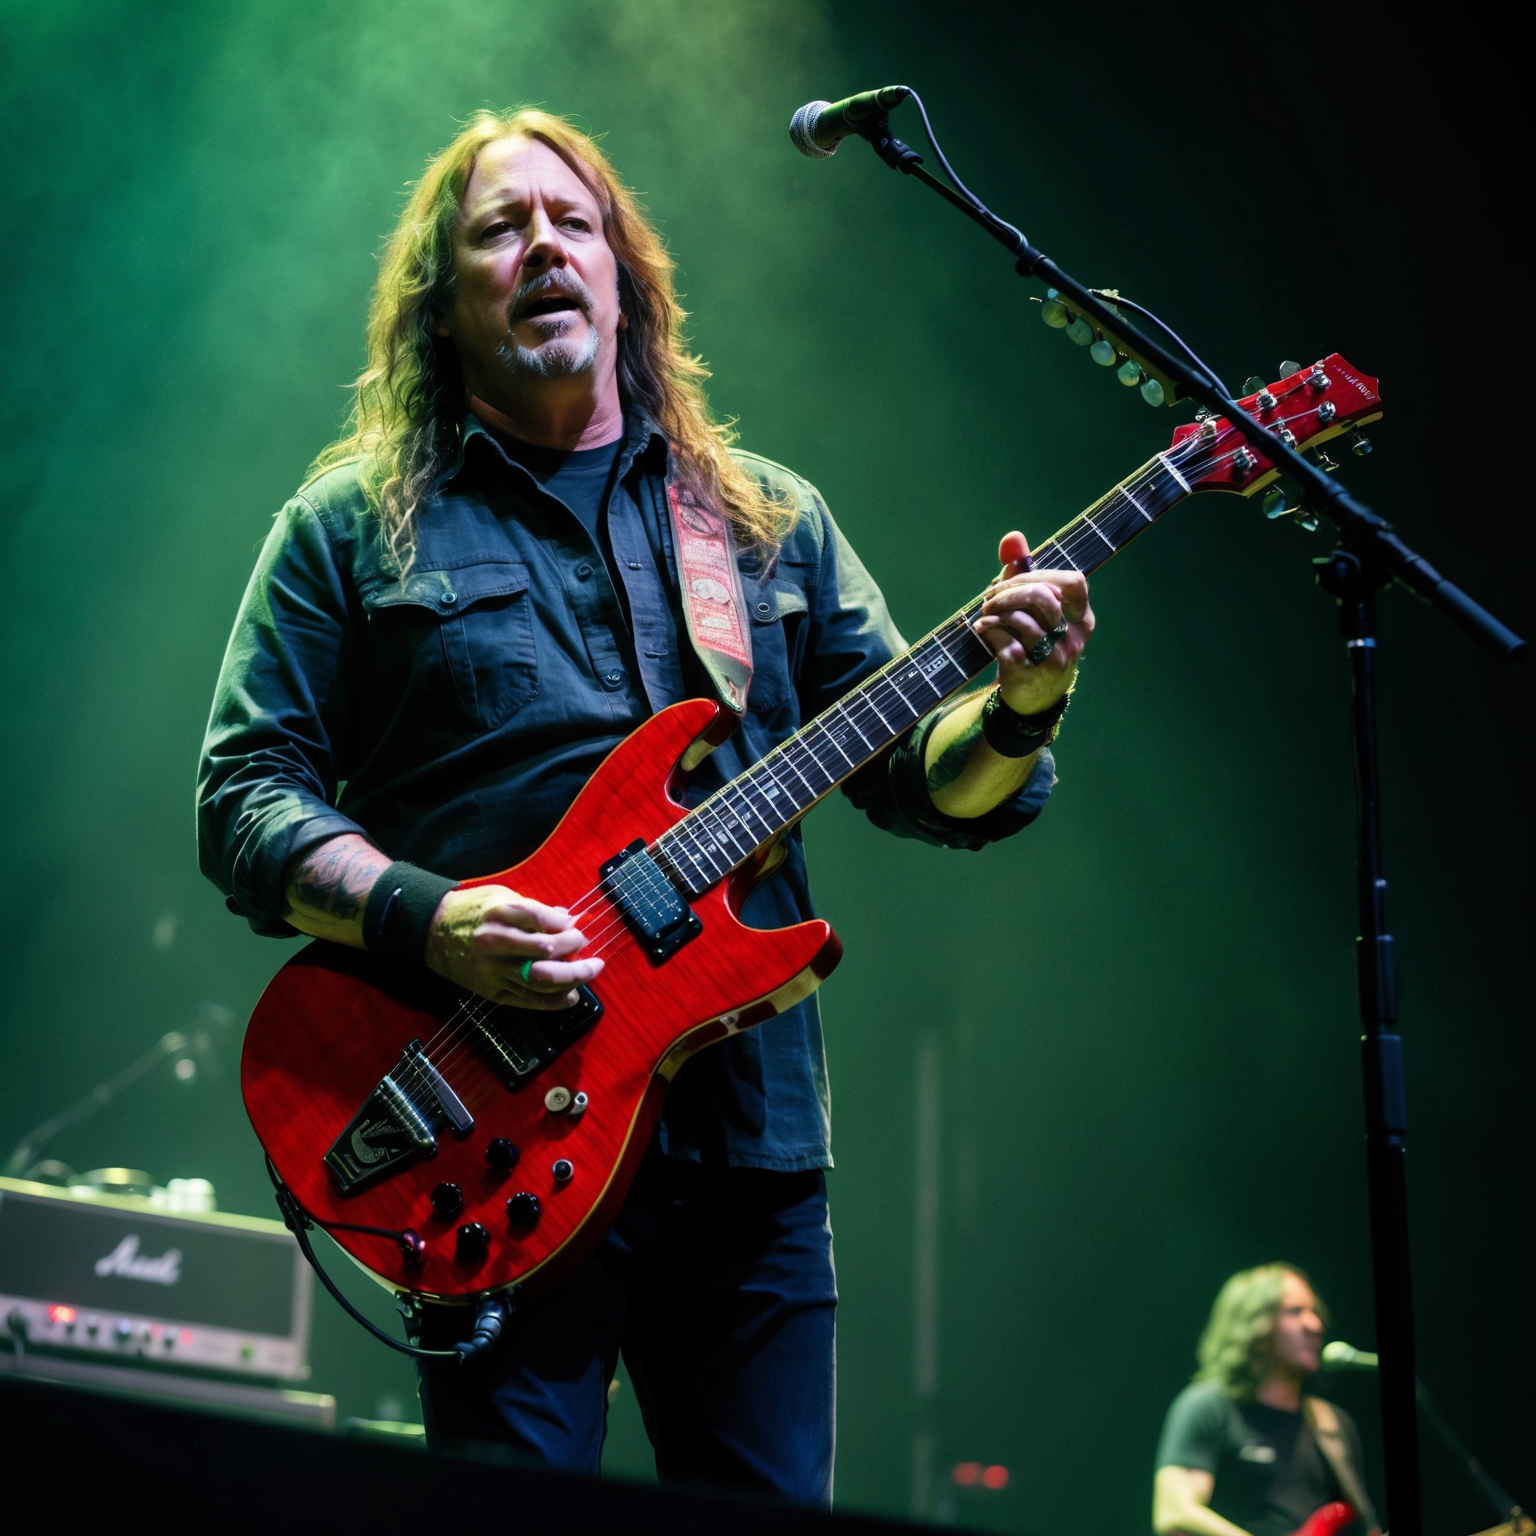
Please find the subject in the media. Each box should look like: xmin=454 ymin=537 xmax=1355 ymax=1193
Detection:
xmin=283 ymin=840 xmax=380 ymax=923
xmin=925 ymin=710 xmax=985 ymax=794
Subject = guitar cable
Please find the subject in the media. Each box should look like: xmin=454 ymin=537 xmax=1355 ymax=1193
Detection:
xmin=265 ymin=1155 xmax=514 ymax=1365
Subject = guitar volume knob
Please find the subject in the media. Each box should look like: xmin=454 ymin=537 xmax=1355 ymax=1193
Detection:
xmin=455 ymin=1222 xmax=490 ymax=1263
xmin=430 ymin=1182 xmax=464 ymax=1219
xmin=485 ymin=1138 xmax=520 ymax=1170
xmin=506 ymin=1192 xmax=541 ymax=1227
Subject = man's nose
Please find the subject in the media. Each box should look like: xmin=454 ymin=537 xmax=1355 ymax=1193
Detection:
xmin=521 ymin=208 xmax=568 ymax=271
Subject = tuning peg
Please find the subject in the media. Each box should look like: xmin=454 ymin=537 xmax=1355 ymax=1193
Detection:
xmin=1351 ymin=431 xmax=1373 ymax=456
xmin=1117 ymin=358 xmax=1142 ymax=387
xmin=1263 ymin=488 xmax=1289 ymax=519
xmin=1296 ymin=509 xmax=1320 ymax=532
xmin=1065 ymin=315 xmax=1093 ymax=346
xmin=1039 ymin=288 xmax=1070 ymax=328
xmin=1090 ymin=337 xmax=1117 ymax=366
xmin=1314 ymin=450 xmax=1339 ymax=473
xmin=1140 ymin=377 xmax=1165 ymax=406
xmin=1278 ymin=360 xmax=1301 ymax=378
xmin=1242 ymin=376 xmax=1266 ymax=396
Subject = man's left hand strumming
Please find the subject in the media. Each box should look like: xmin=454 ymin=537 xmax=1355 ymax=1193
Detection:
xmin=924 ymin=528 xmax=1094 ymax=820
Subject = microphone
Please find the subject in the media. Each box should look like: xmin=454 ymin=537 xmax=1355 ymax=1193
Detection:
xmin=790 ymin=86 xmax=911 ymax=158
xmin=1321 ymin=1340 xmax=1379 ymax=1371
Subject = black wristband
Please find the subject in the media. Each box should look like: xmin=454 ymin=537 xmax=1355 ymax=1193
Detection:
xmin=363 ymin=862 xmax=459 ymax=966
xmin=980 ymin=688 xmax=1069 ymax=758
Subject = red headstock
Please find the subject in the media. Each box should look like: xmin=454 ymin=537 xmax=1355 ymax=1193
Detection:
xmin=1168 ymin=354 xmax=1383 ymax=496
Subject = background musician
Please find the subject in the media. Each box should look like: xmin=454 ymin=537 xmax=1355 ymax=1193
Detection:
xmin=1153 ymin=1264 xmax=1380 ymax=1536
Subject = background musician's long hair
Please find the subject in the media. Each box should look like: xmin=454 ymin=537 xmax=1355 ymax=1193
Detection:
xmin=1193 ymin=1262 xmax=1328 ymax=1399
xmin=310 ymin=106 xmax=792 ymax=573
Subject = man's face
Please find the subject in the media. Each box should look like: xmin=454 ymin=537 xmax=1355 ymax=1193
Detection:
xmin=437 ymin=136 xmax=624 ymax=408
xmin=1270 ymin=1271 xmax=1325 ymax=1379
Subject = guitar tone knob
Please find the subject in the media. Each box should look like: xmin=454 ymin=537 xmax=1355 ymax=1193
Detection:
xmin=430 ymin=1182 xmax=464 ymax=1219
xmin=485 ymin=1137 xmax=520 ymax=1170
xmin=506 ymin=1192 xmax=541 ymax=1227
xmin=455 ymin=1222 xmax=490 ymax=1262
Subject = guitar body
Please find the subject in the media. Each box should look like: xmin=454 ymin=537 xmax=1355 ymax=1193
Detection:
xmin=242 ymin=698 xmax=841 ymax=1301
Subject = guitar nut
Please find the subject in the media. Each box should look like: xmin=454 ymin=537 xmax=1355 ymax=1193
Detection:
xmin=543 ymin=1086 xmax=572 ymax=1114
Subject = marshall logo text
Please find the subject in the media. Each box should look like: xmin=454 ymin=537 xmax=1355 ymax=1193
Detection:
xmin=94 ymin=1234 xmax=182 ymax=1285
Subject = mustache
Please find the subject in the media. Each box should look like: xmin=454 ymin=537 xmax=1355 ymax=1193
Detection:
xmin=508 ymin=269 xmax=594 ymax=322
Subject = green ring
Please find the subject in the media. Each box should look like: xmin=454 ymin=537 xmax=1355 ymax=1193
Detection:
xmin=518 ymin=958 xmax=534 ymax=982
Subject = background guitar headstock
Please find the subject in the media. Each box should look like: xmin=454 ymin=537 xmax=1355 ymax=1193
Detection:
xmin=1168 ymin=354 xmax=1384 ymax=504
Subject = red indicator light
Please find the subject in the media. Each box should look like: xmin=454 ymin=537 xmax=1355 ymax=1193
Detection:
xmin=48 ymin=1305 xmax=76 ymax=1325
xmin=951 ymin=1461 xmax=1009 ymax=1491
xmin=180 ymin=1329 xmax=193 ymax=1345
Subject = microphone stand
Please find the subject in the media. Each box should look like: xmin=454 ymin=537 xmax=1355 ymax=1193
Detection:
xmin=840 ymin=101 xmax=1528 ymax=1536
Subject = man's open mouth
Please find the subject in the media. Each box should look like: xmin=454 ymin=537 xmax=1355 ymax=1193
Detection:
xmin=517 ymin=295 xmax=583 ymax=320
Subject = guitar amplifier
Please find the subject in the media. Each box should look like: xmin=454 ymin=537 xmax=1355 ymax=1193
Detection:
xmin=0 ymin=1176 xmax=313 ymax=1382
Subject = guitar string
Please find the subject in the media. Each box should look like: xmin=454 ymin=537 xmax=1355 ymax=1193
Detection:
xmin=391 ymin=403 xmax=1328 ymax=1098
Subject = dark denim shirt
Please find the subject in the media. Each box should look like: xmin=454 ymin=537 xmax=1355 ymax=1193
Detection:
xmin=198 ymin=411 xmax=1055 ymax=1171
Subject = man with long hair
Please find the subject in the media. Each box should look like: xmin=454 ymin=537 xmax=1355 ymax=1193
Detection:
xmin=199 ymin=109 xmax=1092 ymax=1498
xmin=1154 ymin=1264 xmax=1380 ymax=1536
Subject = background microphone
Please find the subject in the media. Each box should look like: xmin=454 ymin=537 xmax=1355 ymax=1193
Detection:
xmin=1322 ymin=1340 xmax=1379 ymax=1371
xmin=789 ymin=86 xmax=911 ymax=158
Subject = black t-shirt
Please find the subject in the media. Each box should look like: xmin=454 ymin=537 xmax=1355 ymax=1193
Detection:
xmin=491 ymin=430 xmax=624 ymax=565
xmin=1156 ymin=1383 xmax=1365 ymax=1536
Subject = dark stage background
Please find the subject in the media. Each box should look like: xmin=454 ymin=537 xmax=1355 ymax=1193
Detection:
xmin=2 ymin=3 xmax=1529 ymax=1531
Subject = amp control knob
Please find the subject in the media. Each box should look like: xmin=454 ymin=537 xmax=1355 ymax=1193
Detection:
xmin=430 ymin=1182 xmax=464 ymax=1219
xmin=506 ymin=1192 xmax=541 ymax=1228
xmin=485 ymin=1138 xmax=520 ymax=1171
xmin=455 ymin=1222 xmax=490 ymax=1263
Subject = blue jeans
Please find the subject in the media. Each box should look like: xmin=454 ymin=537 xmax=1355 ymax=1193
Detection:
xmin=414 ymin=1157 xmax=837 ymax=1505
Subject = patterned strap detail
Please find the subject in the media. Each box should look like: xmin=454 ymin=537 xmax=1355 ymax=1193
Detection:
xmin=666 ymin=476 xmax=754 ymax=716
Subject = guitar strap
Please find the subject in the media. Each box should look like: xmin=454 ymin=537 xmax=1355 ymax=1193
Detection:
xmin=1303 ymin=1395 xmax=1380 ymax=1533
xmin=665 ymin=471 xmax=753 ymax=716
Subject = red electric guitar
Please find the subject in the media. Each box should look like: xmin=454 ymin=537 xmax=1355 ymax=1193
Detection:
xmin=244 ymin=357 xmax=1383 ymax=1301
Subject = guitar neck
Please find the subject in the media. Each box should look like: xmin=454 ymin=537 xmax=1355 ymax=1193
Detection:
xmin=654 ymin=444 xmax=1198 ymax=896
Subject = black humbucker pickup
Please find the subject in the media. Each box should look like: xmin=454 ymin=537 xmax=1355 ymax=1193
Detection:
xmin=472 ymin=987 xmax=604 ymax=1088
xmin=600 ymin=839 xmax=703 ymax=963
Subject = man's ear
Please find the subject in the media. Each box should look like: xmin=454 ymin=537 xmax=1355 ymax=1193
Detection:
xmin=432 ymin=309 xmax=451 ymax=339
xmin=617 ymin=310 xmax=629 ymax=333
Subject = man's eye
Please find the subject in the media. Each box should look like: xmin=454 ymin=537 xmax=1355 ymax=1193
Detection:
xmin=481 ymin=221 xmax=515 ymax=240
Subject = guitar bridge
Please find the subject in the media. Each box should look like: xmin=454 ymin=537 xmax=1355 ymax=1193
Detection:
xmin=472 ymin=987 xmax=603 ymax=1088
xmin=600 ymin=840 xmax=702 ymax=963
xmin=324 ymin=1039 xmax=473 ymax=1195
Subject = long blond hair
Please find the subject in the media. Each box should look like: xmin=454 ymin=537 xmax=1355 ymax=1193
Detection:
xmin=1193 ymin=1263 xmax=1328 ymax=1399
xmin=311 ymin=108 xmax=792 ymax=571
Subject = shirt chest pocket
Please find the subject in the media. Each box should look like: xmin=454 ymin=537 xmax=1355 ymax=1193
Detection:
xmin=746 ymin=577 xmax=809 ymax=713
xmin=364 ymin=559 xmax=539 ymax=730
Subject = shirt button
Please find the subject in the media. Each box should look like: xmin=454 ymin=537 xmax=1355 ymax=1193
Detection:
xmin=440 ymin=590 xmax=458 ymax=606
xmin=627 ymin=561 xmax=643 ymax=571
xmin=603 ymin=669 xmax=625 ymax=689
xmin=755 ymin=601 xmax=772 ymax=617
xmin=576 ymin=563 xmax=593 ymax=580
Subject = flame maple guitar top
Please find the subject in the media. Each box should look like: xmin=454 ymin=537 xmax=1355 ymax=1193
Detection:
xmin=242 ymin=698 xmax=841 ymax=1301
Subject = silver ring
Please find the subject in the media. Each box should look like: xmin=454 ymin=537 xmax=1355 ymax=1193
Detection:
xmin=1027 ymin=620 xmax=1069 ymax=665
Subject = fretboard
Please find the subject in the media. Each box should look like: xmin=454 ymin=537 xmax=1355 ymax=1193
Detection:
xmin=654 ymin=444 xmax=1197 ymax=896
